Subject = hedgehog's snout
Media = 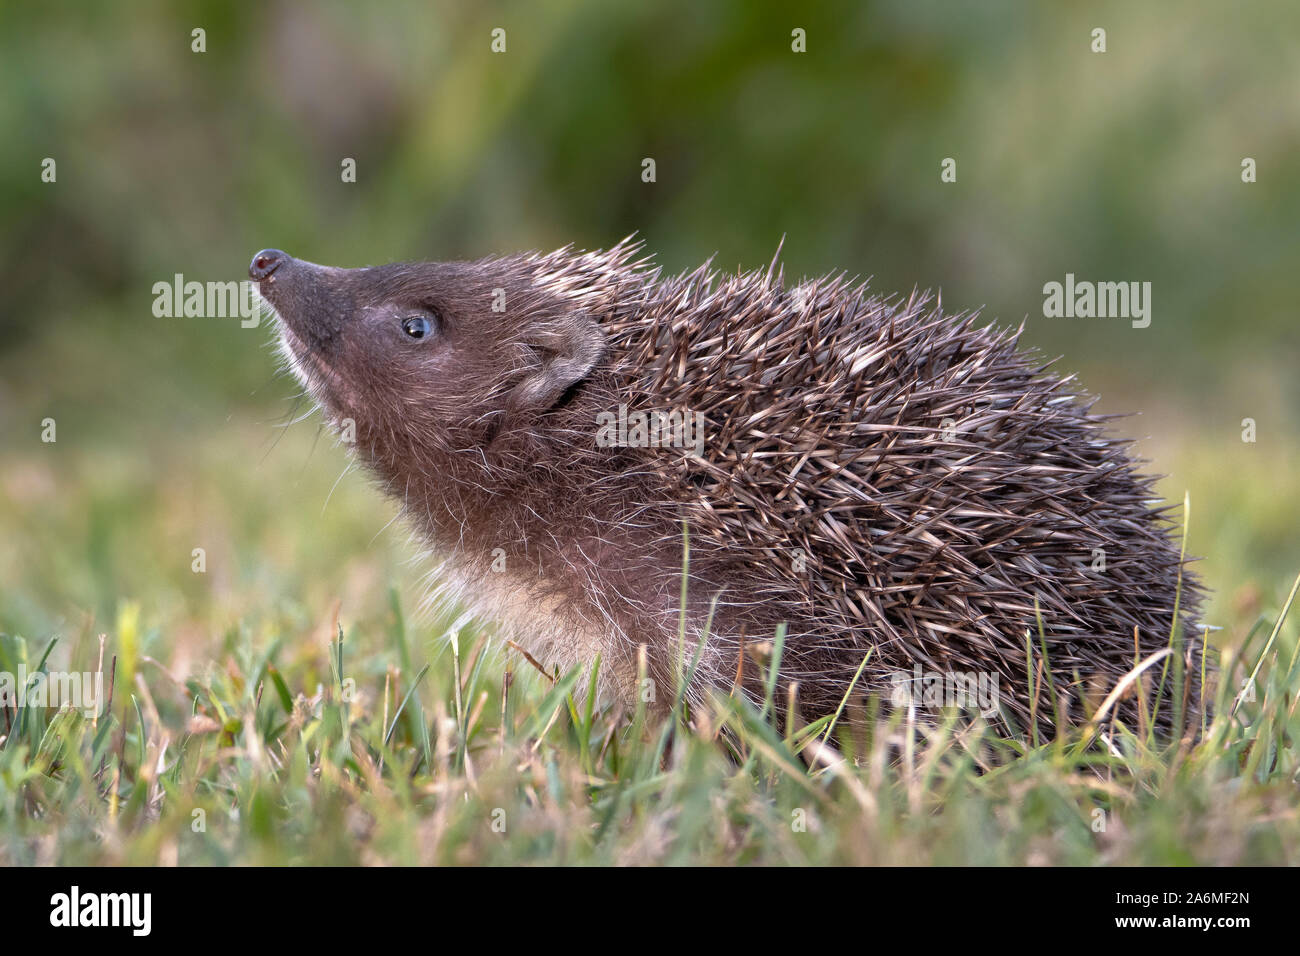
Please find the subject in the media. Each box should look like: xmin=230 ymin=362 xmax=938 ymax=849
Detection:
xmin=250 ymin=250 xmax=347 ymax=360
xmin=249 ymin=248 xmax=287 ymax=281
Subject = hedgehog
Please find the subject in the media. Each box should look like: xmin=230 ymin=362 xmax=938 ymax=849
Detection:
xmin=248 ymin=240 xmax=1206 ymax=739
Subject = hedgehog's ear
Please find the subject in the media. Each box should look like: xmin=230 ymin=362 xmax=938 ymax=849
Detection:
xmin=505 ymin=311 xmax=606 ymax=416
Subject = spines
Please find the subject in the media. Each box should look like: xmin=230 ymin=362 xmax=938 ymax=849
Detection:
xmin=513 ymin=242 xmax=1205 ymax=734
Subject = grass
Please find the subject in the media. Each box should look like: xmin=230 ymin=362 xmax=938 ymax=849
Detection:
xmin=0 ymin=567 xmax=1297 ymax=866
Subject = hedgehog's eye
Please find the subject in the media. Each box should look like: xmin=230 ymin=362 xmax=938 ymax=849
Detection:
xmin=401 ymin=315 xmax=434 ymax=340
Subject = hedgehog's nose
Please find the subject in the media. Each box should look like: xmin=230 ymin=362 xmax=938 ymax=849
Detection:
xmin=249 ymin=249 xmax=287 ymax=281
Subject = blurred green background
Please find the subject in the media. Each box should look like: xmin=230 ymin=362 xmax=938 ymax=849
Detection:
xmin=1 ymin=0 xmax=1296 ymax=663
